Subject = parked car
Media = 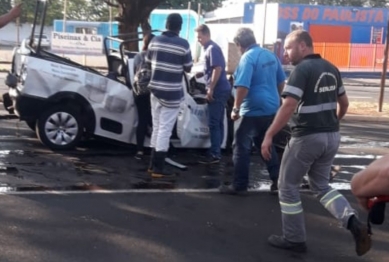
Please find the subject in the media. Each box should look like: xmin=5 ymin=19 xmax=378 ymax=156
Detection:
xmin=3 ymin=0 xmax=233 ymax=151
xmin=25 ymin=34 xmax=50 ymax=49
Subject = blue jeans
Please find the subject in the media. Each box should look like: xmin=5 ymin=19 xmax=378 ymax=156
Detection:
xmin=233 ymin=115 xmax=280 ymax=191
xmin=207 ymin=90 xmax=231 ymax=158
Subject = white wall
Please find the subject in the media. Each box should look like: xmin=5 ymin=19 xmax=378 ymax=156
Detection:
xmin=0 ymin=22 xmax=53 ymax=46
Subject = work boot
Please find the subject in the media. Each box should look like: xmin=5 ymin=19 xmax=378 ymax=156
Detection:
xmin=347 ymin=215 xmax=372 ymax=256
xmin=268 ymin=235 xmax=307 ymax=253
xmin=270 ymin=180 xmax=278 ymax=195
xmin=219 ymin=184 xmax=248 ymax=196
xmin=151 ymin=151 xmax=176 ymax=179
xmin=147 ymin=148 xmax=155 ymax=173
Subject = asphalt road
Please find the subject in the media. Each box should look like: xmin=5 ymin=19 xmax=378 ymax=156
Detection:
xmin=0 ymin=72 xmax=387 ymax=261
xmin=0 ymin=192 xmax=387 ymax=262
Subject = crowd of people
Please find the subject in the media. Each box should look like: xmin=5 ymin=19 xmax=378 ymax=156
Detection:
xmin=134 ymin=12 xmax=387 ymax=256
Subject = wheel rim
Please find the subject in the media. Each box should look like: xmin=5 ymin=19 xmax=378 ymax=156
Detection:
xmin=44 ymin=112 xmax=79 ymax=146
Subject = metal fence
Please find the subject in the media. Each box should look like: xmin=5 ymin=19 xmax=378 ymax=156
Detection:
xmin=313 ymin=43 xmax=386 ymax=71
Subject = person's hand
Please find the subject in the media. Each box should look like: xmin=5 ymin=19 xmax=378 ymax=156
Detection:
xmin=195 ymin=72 xmax=204 ymax=78
xmin=231 ymin=110 xmax=240 ymax=121
xmin=10 ymin=3 xmax=22 ymax=19
xmin=206 ymin=89 xmax=214 ymax=102
xmin=261 ymin=134 xmax=273 ymax=161
xmin=356 ymin=197 xmax=369 ymax=211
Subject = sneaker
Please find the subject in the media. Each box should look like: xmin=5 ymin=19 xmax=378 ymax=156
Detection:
xmin=268 ymin=235 xmax=307 ymax=253
xmin=134 ymin=151 xmax=144 ymax=161
xmin=270 ymin=182 xmax=278 ymax=195
xmin=219 ymin=184 xmax=248 ymax=196
xmin=347 ymin=215 xmax=372 ymax=256
xmin=198 ymin=155 xmax=220 ymax=165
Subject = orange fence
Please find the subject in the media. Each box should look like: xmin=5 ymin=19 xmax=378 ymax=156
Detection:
xmin=313 ymin=43 xmax=386 ymax=71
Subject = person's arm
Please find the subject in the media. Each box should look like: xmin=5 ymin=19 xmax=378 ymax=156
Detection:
xmin=278 ymin=81 xmax=285 ymax=96
xmin=0 ymin=4 xmax=21 ymax=29
xmin=337 ymin=93 xmax=349 ymax=120
xmin=208 ymin=66 xmax=222 ymax=93
xmin=261 ymin=67 xmax=306 ymax=160
xmin=264 ymin=96 xmax=298 ymax=138
xmin=276 ymin=56 xmax=286 ymax=95
xmin=351 ymin=155 xmax=389 ymax=210
xmin=351 ymin=155 xmax=389 ymax=198
xmin=183 ymin=44 xmax=193 ymax=73
xmin=335 ymin=70 xmax=348 ymax=120
xmin=231 ymin=54 xmax=252 ymax=113
xmin=234 ymin=86 xmax=249 ymax=109
xmin=207 ymin=46 xmax=224 ymax=92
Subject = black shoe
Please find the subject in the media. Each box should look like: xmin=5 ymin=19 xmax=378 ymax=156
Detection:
xmin=268 ymin=235 xmax=307 ymax=253
xmin=347 ymin=215 xmax=372 ymax=256
xmin=270 ymin=182 xmax=278 ymax=195
xmin=198 ymin=155 xmax=220 ymax=165
xmin=219 ymin=184 xmax=247 ymax=196
xmin=151 ymin=151 xmax=176 ymax=179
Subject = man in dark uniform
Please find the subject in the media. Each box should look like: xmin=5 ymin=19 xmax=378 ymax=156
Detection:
xmin=261 ymin=30 xmax=371 ymax=256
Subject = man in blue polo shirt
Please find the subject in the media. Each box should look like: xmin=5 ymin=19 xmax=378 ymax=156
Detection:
xmin=219 ymin=27 xmax=286 ymax=195
xmin=195 ymin=24 xmax=231 ymax=164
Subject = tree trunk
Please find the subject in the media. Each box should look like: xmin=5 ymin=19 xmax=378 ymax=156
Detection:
xmin=115 ymin=0 xmax=161 ymax=51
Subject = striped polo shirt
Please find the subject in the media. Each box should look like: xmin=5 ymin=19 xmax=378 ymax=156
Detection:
xmin=146 ymin=31 xmax=193 ymax=108
xmin=282 ymin=54 xmax=345 ymax=137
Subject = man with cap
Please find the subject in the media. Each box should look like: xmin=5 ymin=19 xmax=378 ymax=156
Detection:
xmin=145 ymin=13 xmax=193 ymax=178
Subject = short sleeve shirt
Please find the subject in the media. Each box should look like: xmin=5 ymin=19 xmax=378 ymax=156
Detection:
xmin=282 ymin=54 xmax=345 ymax=137
xmin=233 ymin=44 xmax=286 ymax=117
xmin=203 ymin=40 xmax=231 ymax=94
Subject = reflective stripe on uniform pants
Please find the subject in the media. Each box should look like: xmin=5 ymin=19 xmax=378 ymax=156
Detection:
xmin=280 ymin=201 xmax=303 ymax=215
xmin=320 ymin=189 xmax=343 ymax=208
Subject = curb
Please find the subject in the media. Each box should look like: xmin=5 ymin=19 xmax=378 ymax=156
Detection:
xmin=343 ymin=114 xmax=389 ymax=122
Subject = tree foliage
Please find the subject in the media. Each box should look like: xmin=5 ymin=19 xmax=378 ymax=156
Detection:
xmin=0 ymin=0 xmax=12 ymax=17
xmin=158 ymin=0 xmax=223 ymax=12
xmin=19 ymin=0 xmax=63 ymax=25
xmin=266 ymin=0 xmax=388 ymax=7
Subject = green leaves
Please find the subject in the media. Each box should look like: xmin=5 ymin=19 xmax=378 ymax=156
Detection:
xmin=267 ymin=0 xmax=388 ymax=7
xmin=158 ymin=0 xmax=223 ymax=12
xmin=16 ymin=0 xmax=111 ymax=25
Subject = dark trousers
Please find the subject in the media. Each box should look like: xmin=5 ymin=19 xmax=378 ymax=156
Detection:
xmin=233 ymin=115 xmax=280 ymax=190
xmin=134 ymin=94 xmax=152 ymax=152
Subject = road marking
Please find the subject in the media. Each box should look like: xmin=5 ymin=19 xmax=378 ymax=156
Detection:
xmin=335 ymin=154 xmax=382 ymax=159
xmin=0 ymin=183 xmax=352 ymax=195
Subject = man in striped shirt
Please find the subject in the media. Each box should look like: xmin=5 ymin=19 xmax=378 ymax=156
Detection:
xmin=145 ymin=13 xmax=193 ymax=178
xmin=261 ymin=30 xmax=371 ymax=256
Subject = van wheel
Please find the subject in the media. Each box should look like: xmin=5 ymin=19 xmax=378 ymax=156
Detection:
xmin=36 ymin=105 xmax=83 ymax=150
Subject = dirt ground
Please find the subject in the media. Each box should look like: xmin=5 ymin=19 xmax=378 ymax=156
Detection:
xmin=348 ymin=101 xmax=389 ymax=117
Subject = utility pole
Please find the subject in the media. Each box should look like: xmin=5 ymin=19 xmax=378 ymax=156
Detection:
xmin=195 ymin=3 xmax=201 ymax=62
xmin=15 ymin=0 xmax=20 ymax=45
xmin=187 ymin=2 xmax=191 ymax=41
xmin=261 ymin=0 xmax=268 ymax=48
xmin=63 ymin=0 xmax=67 ymax=32
xmin=378 ymin=19 xmax=389 ymax=112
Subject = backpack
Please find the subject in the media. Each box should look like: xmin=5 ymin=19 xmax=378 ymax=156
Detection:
xmin=133 ymin=53 xmax=151 ymax=96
